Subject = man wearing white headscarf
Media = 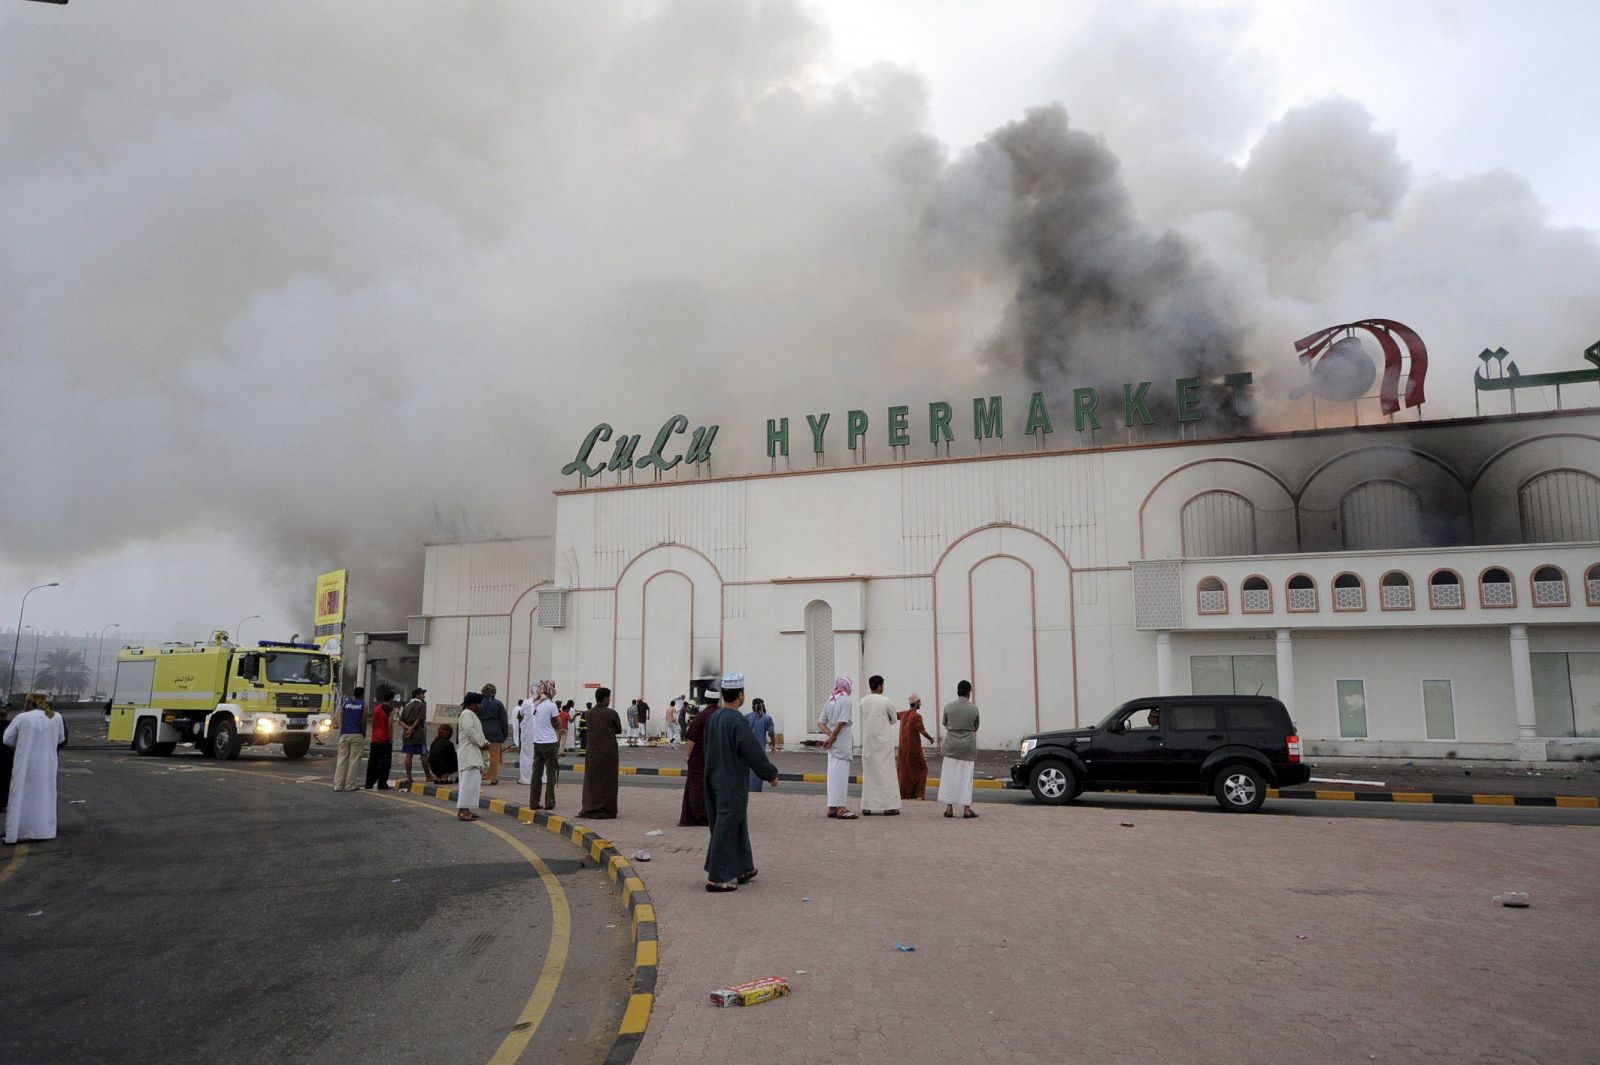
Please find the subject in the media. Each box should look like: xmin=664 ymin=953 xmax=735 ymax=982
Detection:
xmin=817 ymin=675 xmax=856 ymax=819
xmin=516 ymin=685 xmax=539 ymax=787
xmin=527 ymin=680 xmax=562 ymax=811
xmin=4 ymin=693 xmax=67 ymax=844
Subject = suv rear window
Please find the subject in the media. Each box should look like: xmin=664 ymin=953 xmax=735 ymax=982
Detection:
xmin=1226 ymin=703 xmax=1283 ymax=730
xmin=1167 ymin=704 xmax=1218 ymax=731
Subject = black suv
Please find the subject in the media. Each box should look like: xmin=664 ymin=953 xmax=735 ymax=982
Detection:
xmin=1009 ymin=696 xmax=1310 ymax=813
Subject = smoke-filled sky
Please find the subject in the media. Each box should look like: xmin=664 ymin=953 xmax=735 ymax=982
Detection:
xmin=3 ymin=0 xmax=1598 ymax=642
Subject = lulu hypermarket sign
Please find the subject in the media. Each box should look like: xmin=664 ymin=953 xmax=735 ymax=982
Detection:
xmin=562 ymin=373 xmax=1257 ymax=479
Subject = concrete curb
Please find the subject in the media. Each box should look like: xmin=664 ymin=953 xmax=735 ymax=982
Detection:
xmin=400 ymin=782 xmax=656 ymax=1065
xmin=550 ymin=761 xmax=1600 ymax=807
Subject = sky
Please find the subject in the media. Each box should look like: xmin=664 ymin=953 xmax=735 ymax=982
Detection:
xmin=2 ymin=0 xmax=1597 ymax=645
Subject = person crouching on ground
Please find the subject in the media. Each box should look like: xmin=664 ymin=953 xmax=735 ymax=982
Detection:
xmin=455 ymin=693 xmax=489 ymax=821
xmin=703 ymin=672 xmax=779 ymax=892
xmin=429 ymin=723 xmax=458 ymax=783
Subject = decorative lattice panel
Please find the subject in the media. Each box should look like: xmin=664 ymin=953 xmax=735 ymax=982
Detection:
xmin=1198 ymin=589 xmax=1228 ymax=614
xmin=1242 ymin=588 xmax=1272 ymax=613
xmin=1131 ymin=561 xmax=1183 ymax=630
xmin=536 ymin=589 xmax=568 ymax=628
xmin=1533 ymin=580 xmax=1568 ymax=606
xmin=1481 ymin=580 xmax=1514 ymax=608
xmin=1288 ymin=587 xmax=1318 ymax=612
xmin=1334 ymin=586 xmax=1365 ymax=611
xmin=1380 ymin=584 xmax=1413 ymax=610
xmin=1430 ymin=583 xmax=1463 ymax=608
xmin=406 ymin=615 xmax=430 ymax=645
xmin=1588 ymin=579 xmax=1600 ymax=606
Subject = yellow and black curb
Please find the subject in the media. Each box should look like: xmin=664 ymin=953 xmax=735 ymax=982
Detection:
xmin=402 ymin=782 xmax=656 ymax=1065
xmin=555 ymin=761 xmax=1600 ymax=807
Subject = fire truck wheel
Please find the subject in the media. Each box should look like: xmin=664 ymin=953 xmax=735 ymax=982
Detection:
xmin=194 ymin=736 xmax=214 ymax=756
xmin=210 ymin=719 xmax=241 ymax=761
xmin=282 ymin=738 xmax=311 ymax=760
xmin=133 ymin=719 xmax=158 ymax=756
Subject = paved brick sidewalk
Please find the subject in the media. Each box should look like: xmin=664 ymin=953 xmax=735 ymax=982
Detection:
xmin=482 ymin=776 xmax=1600 ymax=1065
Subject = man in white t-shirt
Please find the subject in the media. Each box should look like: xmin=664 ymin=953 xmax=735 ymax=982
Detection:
xmin=528 ymin=680 xmax=563 ymax=810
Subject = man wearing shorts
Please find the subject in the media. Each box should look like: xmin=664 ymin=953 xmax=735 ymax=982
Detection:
xmin=398 ymin=687 xmax=435 ymax=786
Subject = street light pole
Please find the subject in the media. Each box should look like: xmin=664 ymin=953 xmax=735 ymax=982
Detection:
xmin=9 ymin=581 xmax=59 ymax=706
xmin=236 ymin=614 xmax=261 ymax=646
xmin=29 ymin=627 xmax=42 ymax=692
xmin=97 ymin=622 xmax=120 ymax=699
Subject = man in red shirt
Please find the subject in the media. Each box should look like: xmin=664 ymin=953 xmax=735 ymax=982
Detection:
xmin=363 ymin=686 xmax=396 ymax=790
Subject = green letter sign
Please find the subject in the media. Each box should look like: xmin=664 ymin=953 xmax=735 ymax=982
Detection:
xmin=807 ymin=412 xmax=830 ymax=454
xmin=1073 ymin=388 xmax=1100 ymax=431
xmin=887 ymin=405 xmax=910 ymax=447
xmin=929 ymin=402 xmax=953 ymax=444
xmin=1123 ymin=382 xmax=1153 ymax=426
xmin=973 ymin=396 xmax=1003 ymax=440
xmin=1024 ymin=391 xmax=1053 ymax=435
xmin=766 ymin=418 xmax=789 ymax=459
xmin=847 ymin=409 xmax=869 ymax=450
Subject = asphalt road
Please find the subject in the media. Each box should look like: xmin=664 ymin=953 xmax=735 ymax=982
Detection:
xmin=0 ymin=748 xmax=633 ymax=1065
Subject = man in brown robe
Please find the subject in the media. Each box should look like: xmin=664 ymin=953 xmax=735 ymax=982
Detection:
xmin=578 ymin=687 xmax=623 ymax=819
xmin=679 ymin=698 xmax=718 ymax=827
xmin=897 ymin=693 xmax=934 ymax=800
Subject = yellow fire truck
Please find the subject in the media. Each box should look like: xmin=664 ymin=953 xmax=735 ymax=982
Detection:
xmin=107 ymin=633 xmax=336 ymax=760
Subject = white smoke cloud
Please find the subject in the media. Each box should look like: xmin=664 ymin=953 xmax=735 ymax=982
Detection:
xmin=1 ymin=0 xmax=1596 ymax=633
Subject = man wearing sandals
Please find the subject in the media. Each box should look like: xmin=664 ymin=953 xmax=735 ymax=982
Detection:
xmin=939 ymin=680 xmax=981 ymax=819
xmin=455 ymin=692 xmax=489 ymax=821
xmin=703 ymin=672 xmax=779 ymax=892
xmin=818 ymin=675 xmax=857 ymax=820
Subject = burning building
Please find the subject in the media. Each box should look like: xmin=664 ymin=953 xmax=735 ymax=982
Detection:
xmin=414 ymin=355 xmax=1600 ymax=761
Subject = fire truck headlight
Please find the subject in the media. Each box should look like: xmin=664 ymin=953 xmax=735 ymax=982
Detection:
xmin=316 ymin=718 xmax=332 ymax=732
xmin=255 ymin=717 xmax=277 ymax=734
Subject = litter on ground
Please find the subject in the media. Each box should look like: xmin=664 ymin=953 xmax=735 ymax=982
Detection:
xmin=1494 ymin=892 xmax=1531 ymax=908
xmin=894 ymin=942 xmax=916 ymax=952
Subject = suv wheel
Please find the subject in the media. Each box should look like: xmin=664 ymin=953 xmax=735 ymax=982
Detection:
xmin=1028 ymin=760 xmax=1076 ymax=805
xmin=1213 ymin=764 xmax=1266 ymax=813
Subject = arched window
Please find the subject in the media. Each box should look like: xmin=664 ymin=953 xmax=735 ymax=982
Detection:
xmin=1241 ymin=575 xmax=1272 ymax=613
xmin=1379 ymin=571 xmax=1413 ymax=610
xmin=1340 ymin=480 xmax=1425 ymax=550
xmin=1479 ymin=567 xmax=1515 ymax=608
xmin=1429 ymin=569 xmax=1463 ymax=609
xmin=1333 ymin=572 xmax=1366 ymax=611
xmin=1588 ymin=563 xmax=1600 ymax=607
xmin=1181 ymin=492 xmax=1257 ymax=557
xmin=804 ymin=600 xmax=835 ymax=723
xmin=1519 ymin=469 xmax=1600 ymax=543
xmin=1286 ymin=573 xmax=1318 ymax=613
xmin=1197 ymin=576 xmax=1228 ymax=615
xmin=1531 ymin=565 xmax=1569 ymax=607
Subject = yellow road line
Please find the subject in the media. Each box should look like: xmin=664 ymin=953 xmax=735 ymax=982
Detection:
xmin=619 ymin=993 xmax=653 ymax=1035
xmin=383 ymin=793 xmax=571 ymax=1065
xmin=0 ymin=842 xmax=29 ymax=886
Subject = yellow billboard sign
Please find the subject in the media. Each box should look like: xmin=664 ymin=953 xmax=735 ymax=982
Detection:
xmin=313 ymin=569 xmax=348 ymax=654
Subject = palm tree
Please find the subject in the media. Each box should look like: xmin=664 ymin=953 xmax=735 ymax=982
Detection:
xmin=34 ymin=648 xmax=91 ymax=698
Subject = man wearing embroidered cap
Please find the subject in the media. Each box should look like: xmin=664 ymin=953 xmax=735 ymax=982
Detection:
xmin=702 ymin=671 xmax=780 ymax=892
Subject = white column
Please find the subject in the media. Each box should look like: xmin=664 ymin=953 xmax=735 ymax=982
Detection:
xmin=1274 ymin=629 xmax=1295 ymax=719
xmin=1508 ymin=624 xmax=1546 ymax=761
xmin=1155 ymin=631 xmax=1173 ymax=696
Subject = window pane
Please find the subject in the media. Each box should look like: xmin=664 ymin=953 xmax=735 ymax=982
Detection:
xmin=1232 ymin=655 xmax=1278 ymax=698
xmin=1168 ymin=704 xmax=1218 ymax=731
xmin=1531 ymin=652 xmax=1576 ymax=738
xmin=1226 ymin=703 xmax=1273 ymax=730
xmin=1337 ymin=680 xmax=1368 ymax=739
xmin=1190 ymin=655 xmax=1234 ymax=695
xmin=1569 ymin=652 xmax=1600 ymax=738
xmin=1422 ymin=679 xmax=1455 ymax=740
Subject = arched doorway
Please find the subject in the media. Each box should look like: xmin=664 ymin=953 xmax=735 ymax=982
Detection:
xmin=804 ymin=600 xmax=835 ymax=725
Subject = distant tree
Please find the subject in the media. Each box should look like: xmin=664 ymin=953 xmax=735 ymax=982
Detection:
xmin=34 ymin=648 xmax=91 ymax=698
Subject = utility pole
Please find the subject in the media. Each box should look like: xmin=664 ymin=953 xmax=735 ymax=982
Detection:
xmin=97 ymin=622 xmax=120 ymax=699
xmin=9 ymin=582 xmax=59 ymax=705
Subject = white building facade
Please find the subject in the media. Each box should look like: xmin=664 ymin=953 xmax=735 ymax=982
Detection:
xmin=416 ymin=408 xmax=1600 ymax=760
